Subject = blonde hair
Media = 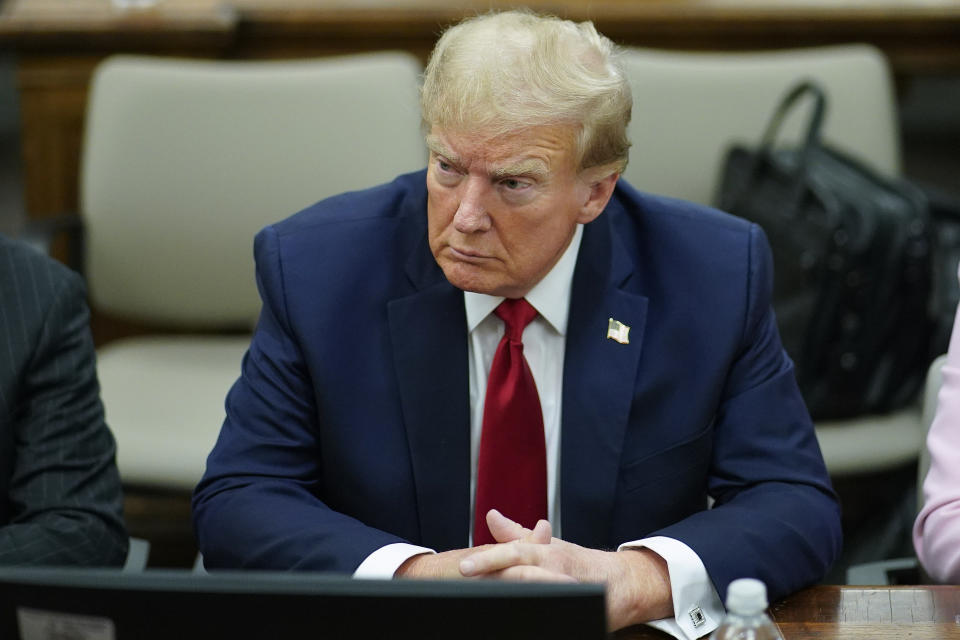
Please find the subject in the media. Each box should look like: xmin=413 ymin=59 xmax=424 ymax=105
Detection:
xmin=421 ymin=10 xmax=632 ymax=172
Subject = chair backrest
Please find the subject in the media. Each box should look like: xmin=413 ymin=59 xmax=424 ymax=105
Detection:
xmin=619 ymin=44 xmax=900 ymax=206
xmin=81 ymin=53 xmax=426 ymax=329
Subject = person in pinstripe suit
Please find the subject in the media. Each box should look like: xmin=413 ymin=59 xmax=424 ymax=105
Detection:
xmin=0 ymin=233 xmax=127 ymax=565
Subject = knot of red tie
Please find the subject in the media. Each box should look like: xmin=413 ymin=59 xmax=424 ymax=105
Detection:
xmin=495 ymin=298 xmax=538 ymax=343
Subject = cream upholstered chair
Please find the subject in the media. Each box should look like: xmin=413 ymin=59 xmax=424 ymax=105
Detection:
xmin=82 ymin=53 xmax=426 ymax=491
xmin=621 ymin=44 xmax=900 ymax=205
xmin=619 ymin=44 xmax=924 ymax=477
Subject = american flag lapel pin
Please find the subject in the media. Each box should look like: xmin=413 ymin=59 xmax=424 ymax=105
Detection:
xmin=607 ymin=318 xmax=630 ymax=344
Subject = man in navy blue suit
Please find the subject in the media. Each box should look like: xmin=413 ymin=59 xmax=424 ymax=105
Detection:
xmin=193 ymin=9 xmax=841 ymax=636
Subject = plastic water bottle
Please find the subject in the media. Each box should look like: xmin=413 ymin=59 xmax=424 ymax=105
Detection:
xmin=709 ymin=578 xmax=784 ymax=640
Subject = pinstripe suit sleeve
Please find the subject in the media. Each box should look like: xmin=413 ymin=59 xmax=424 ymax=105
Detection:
xmin=0 ymin=235 xmax=128 ymax=566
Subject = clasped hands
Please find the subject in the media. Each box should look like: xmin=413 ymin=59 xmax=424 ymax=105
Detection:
xmin=394 ymin=509 xmax=673 ymax=630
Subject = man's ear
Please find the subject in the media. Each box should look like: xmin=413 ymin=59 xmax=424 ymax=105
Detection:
xmin=576 ymin=168 xmax=620 ymax=224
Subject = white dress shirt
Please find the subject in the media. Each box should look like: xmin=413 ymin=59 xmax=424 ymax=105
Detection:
xmin=355 ymin=224 xmax=723 ymax=639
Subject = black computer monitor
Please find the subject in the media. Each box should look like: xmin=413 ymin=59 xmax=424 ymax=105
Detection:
xmin=0 ymin=568 xmax=607 ymax=639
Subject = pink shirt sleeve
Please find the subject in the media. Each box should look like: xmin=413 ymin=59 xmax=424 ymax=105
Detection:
xmin=913 ymin=268 xmax=960 ymax=584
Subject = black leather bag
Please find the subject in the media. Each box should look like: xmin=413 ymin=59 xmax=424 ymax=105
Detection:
xmin=717 ymin=81 xmax=932 ymax=420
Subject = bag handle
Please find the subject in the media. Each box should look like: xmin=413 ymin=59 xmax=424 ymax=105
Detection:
xmin=719 ymin=80 xmax=831 ymax=217
xmin=757 ymin=80 xmax=828 ymax=162
xmin=723 ymin=80 xmax=829 ymax=215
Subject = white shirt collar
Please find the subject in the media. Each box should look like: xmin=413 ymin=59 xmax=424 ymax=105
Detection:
xmin=464 ymin=224 xmax=583 ymax=336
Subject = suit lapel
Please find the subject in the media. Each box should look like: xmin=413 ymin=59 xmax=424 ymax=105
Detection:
xmin=388 ymin=230 xmax=471 ymax=551
xmin=561 ymin=209 xmax=648 ymax=549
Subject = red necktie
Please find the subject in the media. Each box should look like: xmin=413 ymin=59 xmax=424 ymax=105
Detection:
xmin=473 ymin=298 xmax=547 ymax=546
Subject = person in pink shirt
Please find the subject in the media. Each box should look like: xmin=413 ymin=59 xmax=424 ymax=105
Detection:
xmin=914 ymin=267 xmax=960 ymax=584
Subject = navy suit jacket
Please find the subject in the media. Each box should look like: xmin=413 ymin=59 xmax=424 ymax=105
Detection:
xmin=193 ymin=170 xmax=841 ymax=601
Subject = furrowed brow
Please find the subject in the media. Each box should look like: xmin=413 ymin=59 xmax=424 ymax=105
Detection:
xmin=425 ymin=135 xmax=458 ymax=163
xmin=490 ymin=159 xmax=550 ymax=181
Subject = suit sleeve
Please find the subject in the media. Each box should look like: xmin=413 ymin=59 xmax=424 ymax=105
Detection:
xmin=649 ymin=223 xmax=842 ymax=603
xmin=0 ymin=265 xmax=128 ymax=566
xmin=192 ymin=225 xmax=408 ymax=572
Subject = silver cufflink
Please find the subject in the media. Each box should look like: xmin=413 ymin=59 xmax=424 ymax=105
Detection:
xmin=689 ymin=606 xmax=706 ymax=627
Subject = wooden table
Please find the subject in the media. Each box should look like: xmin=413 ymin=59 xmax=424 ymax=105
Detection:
xmin=615 ymin=585 xmax=960 ymax=639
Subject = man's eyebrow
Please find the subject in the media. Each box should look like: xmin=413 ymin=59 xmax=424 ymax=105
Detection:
xmin=425 ymin=135 xmax=549 ymax=180
xmin=490 ymin=159 xmax=550 ymax=181
xmin=425 ymin=135 xmax=458 ymax=162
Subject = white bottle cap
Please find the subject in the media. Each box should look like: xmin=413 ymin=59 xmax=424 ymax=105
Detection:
xmin=725 ymin=578 xmax=768 ymax=615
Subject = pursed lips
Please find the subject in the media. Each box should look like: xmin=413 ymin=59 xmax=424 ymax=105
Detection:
xmin=448 ymin=245 xmax=493 ymax=262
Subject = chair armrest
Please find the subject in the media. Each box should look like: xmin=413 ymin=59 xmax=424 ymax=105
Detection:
xmin=123 ymin=537 xmax=151 ymax=572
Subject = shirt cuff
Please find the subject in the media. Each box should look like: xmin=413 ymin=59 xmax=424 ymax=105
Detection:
xmin=353 ymin=543 xmax=435 ymax=579
xmin=618 ymin=536 xmax=724 ymax=640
